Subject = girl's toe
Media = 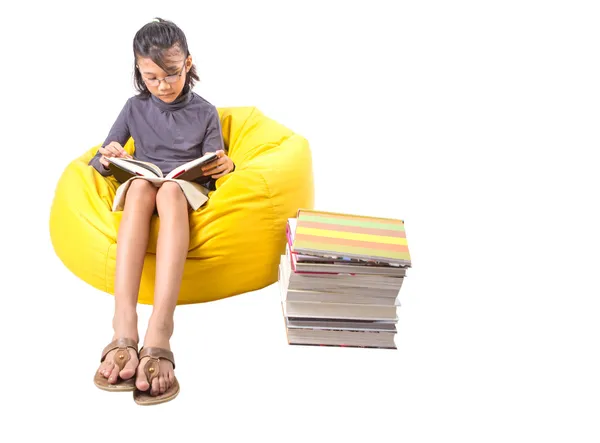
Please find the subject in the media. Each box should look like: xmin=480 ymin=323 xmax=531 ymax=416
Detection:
xmin=107 ymin=364 xmax=120 ymax=384
xmin=135 ymin=363 xmax=150 ymax=391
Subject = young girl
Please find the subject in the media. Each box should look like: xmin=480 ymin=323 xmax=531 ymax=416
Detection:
xmin=89 ymin=18 xmax=234 ymax=405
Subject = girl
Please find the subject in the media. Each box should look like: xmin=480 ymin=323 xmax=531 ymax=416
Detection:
xmin=89 ymin=18 xmax=234 ymax=405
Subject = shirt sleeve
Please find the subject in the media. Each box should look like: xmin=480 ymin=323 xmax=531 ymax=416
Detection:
xmin=88 ymin=100 xmax=132 ymax=176
xmin=193 ymin=106 xmax=225 ymax=189
xmin=200 ymin=106 xmax=225 ymax=155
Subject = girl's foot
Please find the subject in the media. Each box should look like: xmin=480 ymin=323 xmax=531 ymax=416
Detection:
xmin=136 ymin=316 xmax=175 ymax=396
xmin=97 ymin=312 xmax=139 ymax=384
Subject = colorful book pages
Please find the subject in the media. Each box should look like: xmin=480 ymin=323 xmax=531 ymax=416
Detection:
xmin=292 ymin=209 xmax=411 ymax=266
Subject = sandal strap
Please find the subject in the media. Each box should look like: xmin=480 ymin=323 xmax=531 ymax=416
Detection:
xmin=139 ymin=347 xmax=176 ymax=386
xmin=100 ymin=338 xmax=138 ymax=362
xmin=138 ymin=347 xmax=176 ymax=369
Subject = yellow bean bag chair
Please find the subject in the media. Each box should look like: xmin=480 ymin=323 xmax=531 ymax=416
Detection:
xmin=49 ymin=107 xmax=314 ymax=305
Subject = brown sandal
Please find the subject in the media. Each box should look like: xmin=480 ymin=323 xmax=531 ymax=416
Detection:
xmin=93 ymin=338 xmax=138 ymax=392
xmin=133 ymin=347 xmax=180 ymax=406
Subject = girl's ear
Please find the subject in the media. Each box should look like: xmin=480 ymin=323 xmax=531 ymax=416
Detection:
xmin=186 ymin=55 xmax=193 ymax=71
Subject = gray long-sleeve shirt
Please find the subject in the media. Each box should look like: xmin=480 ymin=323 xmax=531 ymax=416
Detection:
xmin=89 ymin=87 xmax=224 ymax=190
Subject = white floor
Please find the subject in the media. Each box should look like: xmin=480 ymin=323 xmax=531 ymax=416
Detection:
xmin=4 ymin=1 xmax=600 ymax=441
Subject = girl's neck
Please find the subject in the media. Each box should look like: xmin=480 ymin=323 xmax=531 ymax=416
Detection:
xmin=150 ymin=86 xmax=192 ymax=111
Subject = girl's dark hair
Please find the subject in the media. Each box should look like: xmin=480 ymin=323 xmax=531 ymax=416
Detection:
xmin=133 ymin=18 xmax=200 ymax=98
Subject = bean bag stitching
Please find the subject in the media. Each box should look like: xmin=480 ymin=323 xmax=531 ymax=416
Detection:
xmin=256 ymin=159 xmax=281 ymax=250
xmin=232 ymin=107 xmax=258 ymax=154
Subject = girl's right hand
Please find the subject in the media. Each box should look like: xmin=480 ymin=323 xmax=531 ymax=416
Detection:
xmin=98 ymin=142 xmax=132 ymax=168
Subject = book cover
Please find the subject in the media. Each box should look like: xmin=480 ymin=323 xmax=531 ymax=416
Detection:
xmin=286 ymin=219 xmax=406 ymax=276
xmin=292 ymin=209 xmax=411 ymax=267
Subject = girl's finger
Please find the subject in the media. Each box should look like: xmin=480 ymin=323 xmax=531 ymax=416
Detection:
xmin=212 ymin=166 xmax=230 ymax=178
xmin=211 ymin=164 xmax=229 ymax=178
xmin=203 ymin=163 xmax=220 ymax=174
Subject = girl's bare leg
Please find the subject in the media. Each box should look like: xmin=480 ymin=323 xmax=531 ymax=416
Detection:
xmin=136 ymin=182 xmax=189 ymax=395
xmin=98 ymin=179 xmax=158 ymax=384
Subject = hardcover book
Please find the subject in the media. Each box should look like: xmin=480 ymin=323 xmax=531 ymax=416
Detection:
xmin=291 ymin=209 xmax=412 ymax=267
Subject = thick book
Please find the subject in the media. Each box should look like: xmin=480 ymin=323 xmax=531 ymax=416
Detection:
xmin=285 ymin=328 xmax=397 ymax=349
xmin=285 ymin=289 xmax=399 ymax=306
xmin=281 ymin=251 xmax=404 ymax=296
xmin=107 ymin=153 xmax=218 ymax=212
xmin=286 ymin=218 xmax=407 ymax=276
xmin=291 ymin=209 xmax=412 ymax=267
xmin=286 ymin=318 xmax=397 ymax=332
xmin=283 ymin=300 xmax=398 ymax=321
xmin=292 ymin=260 xmax=408 ymax=276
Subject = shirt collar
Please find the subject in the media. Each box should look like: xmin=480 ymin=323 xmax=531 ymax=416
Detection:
xmin=150 ymin=86 xmax=192 ymax=111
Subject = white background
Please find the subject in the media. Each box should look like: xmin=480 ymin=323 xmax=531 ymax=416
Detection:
xmin=2 ymin=0 xmax=599 ymax=441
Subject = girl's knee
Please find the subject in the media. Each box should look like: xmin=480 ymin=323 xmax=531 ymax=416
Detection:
xmin=126 ymin=180 xmax=157 ymax=207
xmin=156 ymin=182 xmax=188 ymax=212
xmin=157 ymin=182 xmax=185 ymax=201
xmin=129 ymin=179 xmax=156 ymax=192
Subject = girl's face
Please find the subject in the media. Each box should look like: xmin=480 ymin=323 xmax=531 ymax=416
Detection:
xmin=137 ymin=47 xmax=192 ymax=103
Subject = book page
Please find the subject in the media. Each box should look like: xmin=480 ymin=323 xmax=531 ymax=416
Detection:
xmin=165 ymin=152 xmax=219 ymax=180
xmin=108 ymin=157 xmax=162 ymax=177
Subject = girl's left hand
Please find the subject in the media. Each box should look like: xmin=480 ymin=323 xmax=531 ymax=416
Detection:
xmin=202 ymin=150 xmax=235 ymax=179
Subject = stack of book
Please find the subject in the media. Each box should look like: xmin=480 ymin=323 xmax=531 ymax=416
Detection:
xmin=278 ymin=209 xmax=412 ymax=349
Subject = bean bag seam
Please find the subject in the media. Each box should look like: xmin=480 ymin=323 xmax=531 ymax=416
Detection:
xmin=257 ymin=169 xmax=280 ymax=241
xmin=232 ymin=107 xmax=258 ymax=154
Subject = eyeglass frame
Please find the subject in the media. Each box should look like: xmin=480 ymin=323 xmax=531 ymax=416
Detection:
xmin=139 ymin=62 xmax=186 ymax=87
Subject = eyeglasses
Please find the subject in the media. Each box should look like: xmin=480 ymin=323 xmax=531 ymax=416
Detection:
xmin=140 ymin=62 xmax=186 ymax=87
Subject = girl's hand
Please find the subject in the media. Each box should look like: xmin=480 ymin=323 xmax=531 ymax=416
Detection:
xmin=98 ymin=142 xmax=132 ymax=168
xmin=202 ymin=150 xmax=235 ymax=179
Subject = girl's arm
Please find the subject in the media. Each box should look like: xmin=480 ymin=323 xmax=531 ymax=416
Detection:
xmin=89 ymin=100 xmax=132 ymax=176
xmin=200 ymin=106 xmax=226 ymax=157
xmin=194 ymin=107 xmax=233 ymax=188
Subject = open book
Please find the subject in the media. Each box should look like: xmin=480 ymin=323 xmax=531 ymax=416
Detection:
xmin=107 ymin=152 xmax=218 ymax=183
xmin=107 ymin=153 xmax=218 ymax=213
